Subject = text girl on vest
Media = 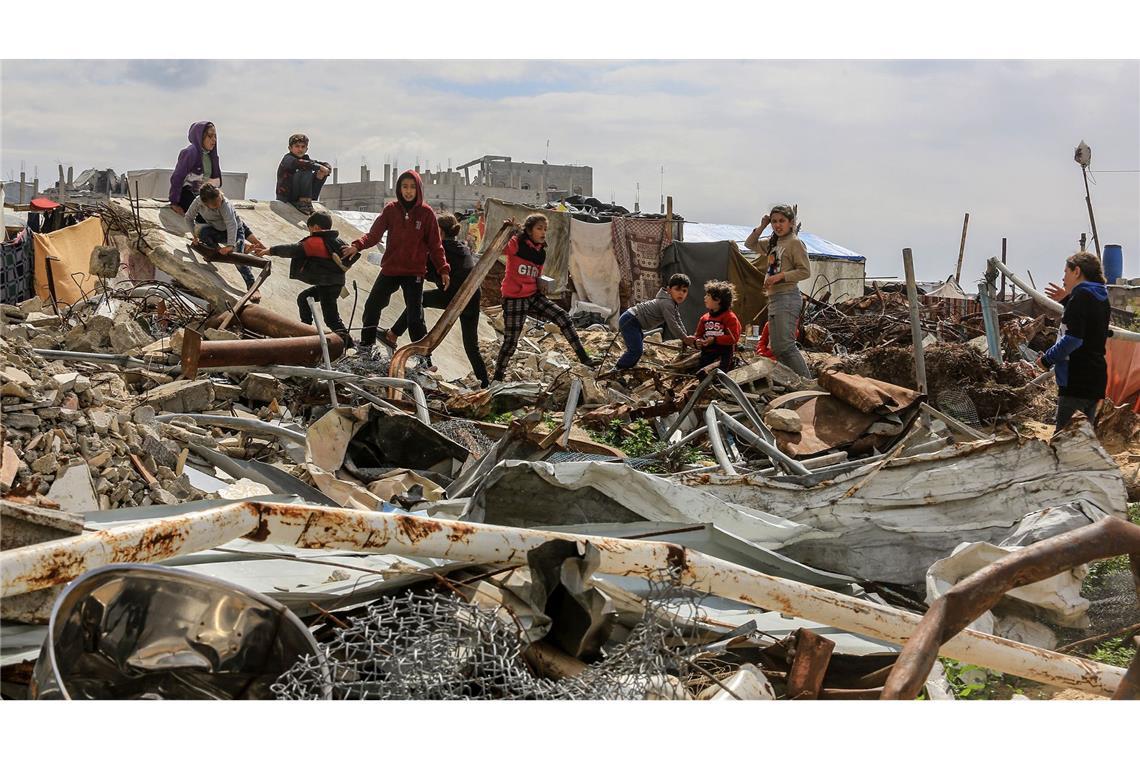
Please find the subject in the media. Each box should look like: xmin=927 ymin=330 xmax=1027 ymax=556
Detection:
xmin=386 ymin=213 xmax=491 ymax=388
xmin=745 ymin=204 xmax=812 ymax=378
xmin=341 ymin=170 xmax=450 ymax=350
xmin=694 ymin=280 xmax=742 ymax=373
xmin=1039 ymin=251 xmax=1111 ymax=430
xmin=493 ymin=213 xmax=600 ymax=382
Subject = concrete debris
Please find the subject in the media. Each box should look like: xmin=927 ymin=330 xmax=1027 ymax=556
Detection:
xmin=764 ymin=407 xmax=802 ymax=433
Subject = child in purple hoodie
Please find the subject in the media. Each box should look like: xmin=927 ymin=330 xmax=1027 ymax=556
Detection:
xmin=170 ymin=121 xmax=222 ymax=215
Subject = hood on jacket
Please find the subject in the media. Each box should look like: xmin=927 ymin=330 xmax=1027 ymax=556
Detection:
xmin=396 ymin=169 xmax=424 ymax=209
xmin=186 ymin=120 xmax=220 ymax=174
xmin=1073 ymin=281 xmax=1109 ymax=301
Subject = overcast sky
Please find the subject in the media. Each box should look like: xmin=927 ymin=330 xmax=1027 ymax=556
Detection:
xmin=2 ymin=58 xmax=1137 ymax=283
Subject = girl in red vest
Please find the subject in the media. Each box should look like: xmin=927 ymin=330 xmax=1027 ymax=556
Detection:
xmin=494 ymin=214 xmax=599 ymax=382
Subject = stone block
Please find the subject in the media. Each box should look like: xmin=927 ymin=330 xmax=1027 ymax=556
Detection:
xmin=241 ymin=373 xmax=284 ymax=403
xmin=141 ymin=379 xmax=216 ymax=413
xmin=764 ymin=408 xmax=803 ymax=433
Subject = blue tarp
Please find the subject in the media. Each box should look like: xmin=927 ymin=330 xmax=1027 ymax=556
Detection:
xmin=682 ymin=222 xmax=865 ymax=263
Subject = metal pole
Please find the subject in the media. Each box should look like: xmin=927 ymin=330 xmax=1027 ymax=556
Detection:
xmin=1000 ymin=238 xmax=1007 ymax=301
xmin=902 ymin=248 xmax=928 ymax=395
xmin=1082 ymin=167 xmax=1103 ymax=259
xmin=954 ymin=212 xmax=969 ymax=285
xmin=704 ymin=402 xmax=738 ymax=476
xmin=560 ymin=378 xmax=583 ymax=448
xmin=307 ymin=297 xmax=338 ymax=407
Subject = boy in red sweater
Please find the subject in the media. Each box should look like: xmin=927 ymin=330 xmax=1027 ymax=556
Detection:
xmin=493 ymin=213 xmax=600 ymax=381
xmin=695 ymin=280 xmax=742 ymax=373
xmin=341 ymin=170 xmax=450 ymax=350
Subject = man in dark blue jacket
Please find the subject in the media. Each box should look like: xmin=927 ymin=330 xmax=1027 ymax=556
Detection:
xmin=1039 ymin=252 xmax=1111 ymax=430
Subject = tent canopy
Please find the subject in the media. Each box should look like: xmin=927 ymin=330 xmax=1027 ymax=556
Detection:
xmin=683 ymin=223 xmax=866 ymax=263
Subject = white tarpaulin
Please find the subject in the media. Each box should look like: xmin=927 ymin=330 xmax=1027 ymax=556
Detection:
xmin=568 ymin=218 xmax=621 ymax=327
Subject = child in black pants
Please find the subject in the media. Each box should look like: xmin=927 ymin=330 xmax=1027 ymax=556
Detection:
xmin=267 ymin=211 xmax=358 ymax=346
xmin=386 ymin=214 xmax=490 ymax=387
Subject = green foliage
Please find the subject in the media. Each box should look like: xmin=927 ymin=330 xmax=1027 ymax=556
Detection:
xmin=1089 ymin=637 xmax=1137 ymax=669
xmin=588 ymin=420 xmax=702 ymax=474
xmin=939 ymin=658 xmax=1000 ymax=700
xmin=485 ymin=411 xmax=515 ymax=425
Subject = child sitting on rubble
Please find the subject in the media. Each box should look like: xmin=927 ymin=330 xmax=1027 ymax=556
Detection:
xmin=492 ymin=213 xmax=601 ymax=383
xmin=615 ymin=273 xmax=696 ymax=370
xmin=276 ymin=133 xmax=332 ymax=215
xmin=265 ymin=210 xmax=358 ymax=348
xmin=385 ymin=213 xmax=490 ymax=388
xmin=694 ymin=280 xmax=742 ymax=373
xmin=170 ymin=121 xmax=221 ymax=216
xmin=185 ymin=184 xmax=266 ymax=291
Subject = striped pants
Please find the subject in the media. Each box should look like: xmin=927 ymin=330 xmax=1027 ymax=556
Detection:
xmin=494 ymin=293 xmax=588 ymax=380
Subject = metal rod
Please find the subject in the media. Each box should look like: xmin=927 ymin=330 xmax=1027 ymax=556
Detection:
xmin=663 ymin=369 xmax=719 ymax=441
xmin=977 ymin=279 xmax=1002 ymax=361
xmin=154 ymin=413 xmax=306 ymax=445
xmin=0 ymin=501 xmax=1126 ymax=697
xmin=560 ymin=378 xmax=583 ymax=448
xmin=1082 ymin=166 xmax=1103 ymax=259
xmin=713 ymin=405 xmax=811 ymax=477
xmin=1000 ymin=238 xmax=1007 ymax=301
xmin=902 ymin=248 xmax=928 ymax=395
xmin=714 ymin=370 xmax=776 ymax=446
xmin=341 ymin=382 xmax=405 ymax=416
xmin=307 ymin=297 xmax=339 ymax=408
xmin=704 ymin=403 xmax=738 ymax=476
xmin=32 ymin=349 xmax=148 ymax=368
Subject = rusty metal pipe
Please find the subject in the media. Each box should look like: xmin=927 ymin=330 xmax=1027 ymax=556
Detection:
xmin=882 ymin=516 xmax=1140 ymax=700
xmin=205 ymin=303 xmax=322 ymax=339
xmin=388 ymin=221 xmax=517 ymax=385
xmin=181 ymin=331 xmax=344 ymax=375
xmin=0 ymin=502 xmax=1127 ymax=697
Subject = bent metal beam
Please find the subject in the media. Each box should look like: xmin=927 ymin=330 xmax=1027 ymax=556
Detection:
xmin=0 ymin=501 xmax=1126 ymax=698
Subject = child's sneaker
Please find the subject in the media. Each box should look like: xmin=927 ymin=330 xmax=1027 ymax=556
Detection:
xmin=379 ymin=329 xmax=398 ymax=350
xmin=292 ymin=198 xmax=315 ymax=215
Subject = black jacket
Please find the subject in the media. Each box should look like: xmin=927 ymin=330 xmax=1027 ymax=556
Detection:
xmin=269 ymin=230 xmax=354 ymax=287
xmin=427 ymin=238 xmax=477 ymax=300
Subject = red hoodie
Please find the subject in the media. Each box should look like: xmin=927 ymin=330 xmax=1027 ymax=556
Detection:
xmin=350 ymin=169 xmax=448 ymax=278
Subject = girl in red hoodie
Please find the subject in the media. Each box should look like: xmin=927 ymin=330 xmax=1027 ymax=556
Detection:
xmin=342 ymin=170 xmax=450 ymax=350
xmin=493 ymin=214 xmax=599 ymax=381
xmin=694 ymin=280 xmax=742 ymax=373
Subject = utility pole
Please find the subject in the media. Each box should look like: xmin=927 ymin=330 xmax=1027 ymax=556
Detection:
xmin=1074 ymin=141 xmax=1102 ymax=259
xmin=660 ymin=166 xmax=664 ymax=214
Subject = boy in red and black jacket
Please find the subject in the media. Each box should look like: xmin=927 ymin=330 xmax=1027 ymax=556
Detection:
xmin=267 ymin=211 xmax=358 ymax=347
xmin=341 ymin=169 xmax=450 ymax=350
xmin=695 ymin=280 xmax=742 ymax=373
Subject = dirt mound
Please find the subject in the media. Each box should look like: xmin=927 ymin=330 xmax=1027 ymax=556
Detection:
xmin=836 ymin=343 xmax=1038 ymax=421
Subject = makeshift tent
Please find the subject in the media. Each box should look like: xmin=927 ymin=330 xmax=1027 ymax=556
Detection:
xmin=659 ymin=240 xmax=768 ymax=334
xmin=481 ymin=198 xmax=571 ymax=293
xmin=612 ymin=217 xmax=673 ymax=311
xmin=568 ymin=217 xmax=621 ymax=325
xmin=32 ymin=216 xmax=104 ymax=306
xmin=684 ymin=222 xmax=867 ymax=303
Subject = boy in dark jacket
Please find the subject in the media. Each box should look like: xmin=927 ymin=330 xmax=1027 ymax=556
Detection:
xmin=267 ymin=211 xmax=358 ymax=347
xmin=694 ymin=280 xmax=742 ymax=373
xmin=276 ymin=133 xmax=331 ymax=214
xmin=1039 ymin=251 xmax=1111 ymax=429
xmin=341 ymin=169 xmax=450 ymax=351
xmin=385 ymin=214 xmax=490 ymax=387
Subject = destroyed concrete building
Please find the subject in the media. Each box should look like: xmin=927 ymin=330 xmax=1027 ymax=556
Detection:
xmin=1 ymin=183 xmax=1139 ymax=702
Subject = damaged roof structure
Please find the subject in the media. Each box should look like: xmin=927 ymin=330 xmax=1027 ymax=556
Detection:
xmin=1 ymin=187 xmax=1139 ymax=702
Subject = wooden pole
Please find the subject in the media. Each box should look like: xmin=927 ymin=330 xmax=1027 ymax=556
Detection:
xmin=1000 ymin=238 xmax=1007 ymax=301
xmin=954 ymin=212 xmax=970 ymax=285
xmin=902 ymin=248 xmax=927 ymax=396
xmin=1082 ymin=167 xmax=1103 ymax=259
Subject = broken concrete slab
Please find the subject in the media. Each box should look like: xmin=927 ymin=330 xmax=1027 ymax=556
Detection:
xmin=241 ymin=373 xmax=285 ymax=403
xmin=46 ymin=463 xmax=100 ymax=513
xmin=109 ymin=318 xmax=153 ymax=353
xmin=140 ymin=378 xmax=216 ymax=413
